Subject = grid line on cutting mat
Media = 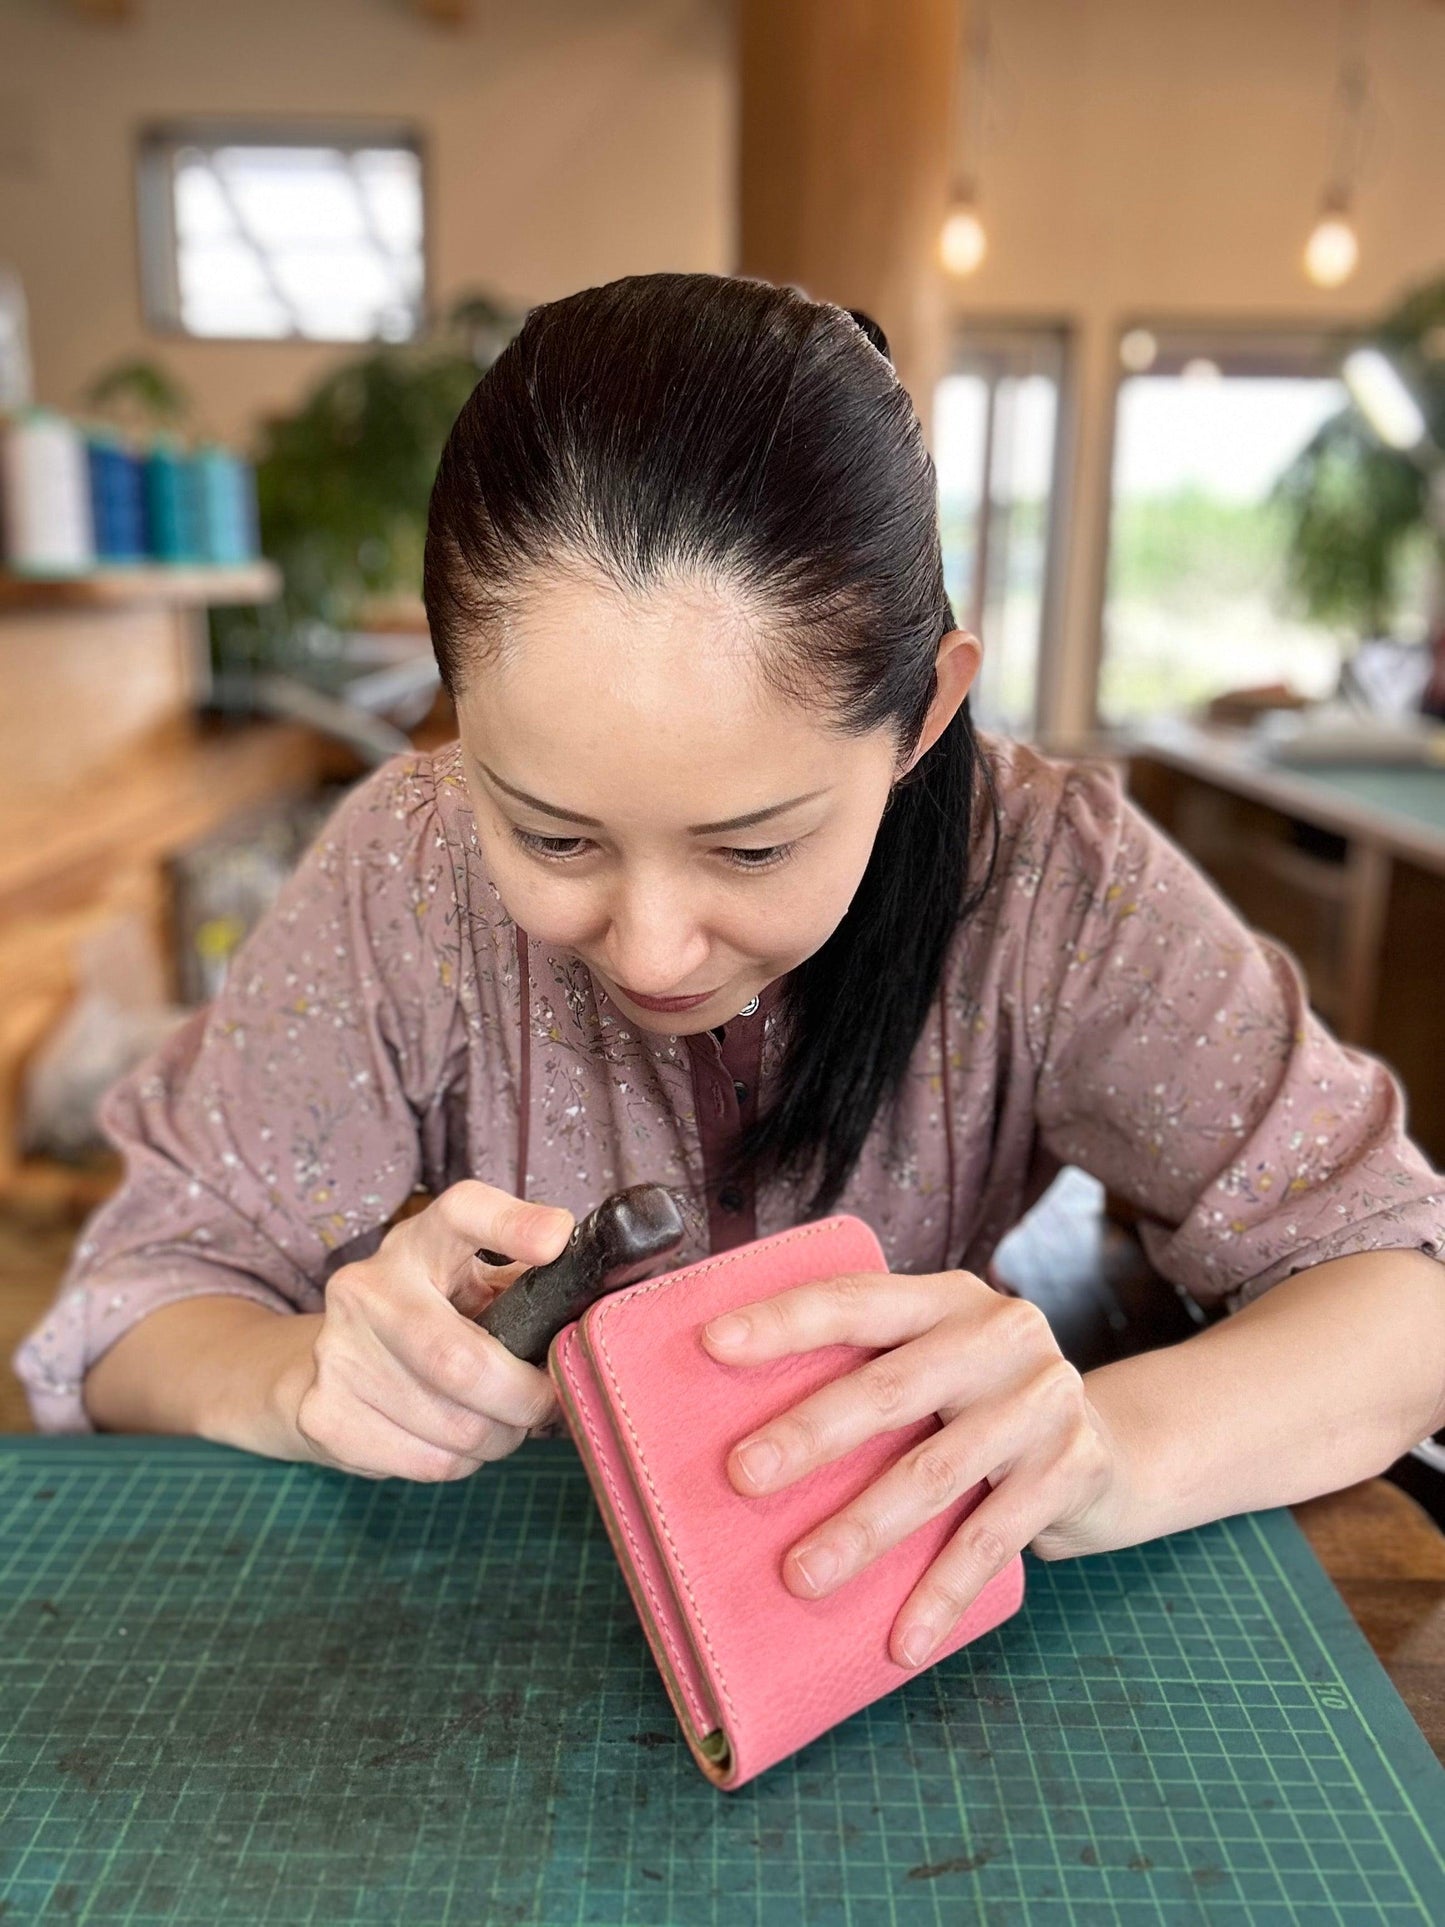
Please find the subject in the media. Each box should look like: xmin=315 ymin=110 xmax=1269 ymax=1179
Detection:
xmin=0 ymin=1435 xmax=1442 ymax=1926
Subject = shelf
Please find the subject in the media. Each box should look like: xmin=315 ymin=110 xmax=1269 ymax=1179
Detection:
xmin=0 ymin=562 xmax=281 ymax=611
xmin=0 ymin=712 xmax=363 ymax=1214
xmin=0 ymin=1153 xmax=121 ymax=1223
xmin=0 ymin=712 xmax=359 ymax=921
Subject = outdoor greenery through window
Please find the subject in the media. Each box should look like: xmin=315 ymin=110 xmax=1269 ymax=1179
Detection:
xmin=934 ymin=328 xmax=1068 ymax=738
xmin=138 ymin=124 xmax=425 ymax=343
xmin=1097 ymin=328 xmax=1429 ymax=723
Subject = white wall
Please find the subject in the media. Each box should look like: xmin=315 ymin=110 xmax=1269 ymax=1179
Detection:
xmin=0 ymin=0 xmax=733 ymax=443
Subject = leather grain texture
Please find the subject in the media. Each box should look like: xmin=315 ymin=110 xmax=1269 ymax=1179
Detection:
xmin=548 ymin=1215 xmax=1025 ymax=1789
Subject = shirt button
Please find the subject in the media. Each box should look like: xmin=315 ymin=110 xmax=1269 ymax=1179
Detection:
xmin=733 ymin=1079 xmax=748 ymax=1104
xmin=717 ymin=1184 xmax=745 ymax=1214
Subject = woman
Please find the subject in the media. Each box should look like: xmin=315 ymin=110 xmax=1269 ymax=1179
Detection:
xmin=17 ymin=273 xmax=1443 ymax=1674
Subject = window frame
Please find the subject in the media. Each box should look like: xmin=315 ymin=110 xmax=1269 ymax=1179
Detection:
xmin=936 ymin=315 xmax=1077 ymax=739
xmin=136 ymin=118 xmax=432 ymax=345
xmin=1091 ymin=318 xmax=1359 ymax=732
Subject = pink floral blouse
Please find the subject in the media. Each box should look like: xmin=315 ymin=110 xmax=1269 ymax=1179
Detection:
xmin=15 ymin=734 xmax=1444 ymax=1432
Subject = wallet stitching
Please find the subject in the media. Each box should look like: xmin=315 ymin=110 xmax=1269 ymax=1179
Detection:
xmin=590 ymin=1220 xmax=858 ymax=1735
xmin=556 ymin=1326 xmax=716 ymax=1733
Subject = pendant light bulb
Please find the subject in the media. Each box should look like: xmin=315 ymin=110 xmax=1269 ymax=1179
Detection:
xmin=1303 ymin=207 xmax=1360 ymax=288
xmin=940 ymin=199 xmax=988 ymax=278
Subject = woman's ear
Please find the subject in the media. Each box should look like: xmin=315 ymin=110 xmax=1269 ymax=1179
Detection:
xmin=896 ymin=630 xmax=983 ymax=780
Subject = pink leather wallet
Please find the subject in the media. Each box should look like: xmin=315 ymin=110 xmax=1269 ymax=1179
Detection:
xmin=546 ymin=1213 xmax=1026 ymax=1790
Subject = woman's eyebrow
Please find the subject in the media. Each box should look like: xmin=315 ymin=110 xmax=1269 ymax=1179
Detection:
xmin=478 ymin=763 xmax=829 ymax=835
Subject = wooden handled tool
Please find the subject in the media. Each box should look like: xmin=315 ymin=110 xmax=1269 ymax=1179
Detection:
xmin=473 ymin=1184 xmax=686 ymax=1365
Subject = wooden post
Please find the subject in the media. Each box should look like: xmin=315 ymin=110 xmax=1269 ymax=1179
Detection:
xmin=411 ymin=0 xmax=470 ymax=23
xmin=737 ymin=0 xmax=961 ymax=429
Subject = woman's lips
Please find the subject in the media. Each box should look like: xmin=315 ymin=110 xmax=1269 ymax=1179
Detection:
xmin=613 ymin=982 xmax=720 ymax=1013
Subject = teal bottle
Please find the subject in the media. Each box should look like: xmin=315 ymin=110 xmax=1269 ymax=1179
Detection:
xmin=144 ymin=437 xmax=200 ymax=562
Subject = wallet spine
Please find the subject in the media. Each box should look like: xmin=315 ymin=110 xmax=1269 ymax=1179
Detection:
xmin=549 ymin=1322 xmax=737 ymax=1787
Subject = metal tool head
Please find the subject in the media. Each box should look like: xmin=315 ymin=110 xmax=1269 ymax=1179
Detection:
xmin=473 ymin=1183 xmax=686 ymax=1365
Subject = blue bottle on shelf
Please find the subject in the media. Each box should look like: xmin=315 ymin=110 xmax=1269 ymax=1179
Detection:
xmin=85 ymin=429 xmax=147 ymax=564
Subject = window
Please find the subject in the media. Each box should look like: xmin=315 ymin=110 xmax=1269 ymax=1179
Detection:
xmin=1099 ymin=328 xmax=1359 ymax=724
xmin=138 ymin=123 xmax=426 ymax=343
xmin=934 ymin=326 xmax=1071 ymax=738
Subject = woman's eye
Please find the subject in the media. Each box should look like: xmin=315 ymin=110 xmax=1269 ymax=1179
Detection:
xmin=724 ymin=843 xmax=796 ymax=873
xmin=512 ymin=829 xmax=591 ymax=862
xmin=511 ymin=827 xmax=797 ymax=872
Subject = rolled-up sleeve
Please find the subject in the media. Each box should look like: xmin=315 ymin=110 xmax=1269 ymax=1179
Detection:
xmin=1021 ymin=757 xmax=1445 ymax=1314
xmin=13 ymin=750 xmax=464 ymax=1431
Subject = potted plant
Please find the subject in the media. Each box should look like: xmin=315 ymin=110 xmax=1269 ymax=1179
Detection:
xmin=1271 ymin=274 xmax=1445 ymax=714
xmin=211 ymin=289 xmax=523 ymax=682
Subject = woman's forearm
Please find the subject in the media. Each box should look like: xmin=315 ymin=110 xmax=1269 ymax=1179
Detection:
xmin=1081 ymin=1248 xmax=1445 ymax=1553
xmin=83 ymin=1296 xmax=322 ymax=1460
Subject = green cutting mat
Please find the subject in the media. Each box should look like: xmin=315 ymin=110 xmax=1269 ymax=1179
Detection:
xmin=2 ymin=1438 xmax=1442 ymax=1926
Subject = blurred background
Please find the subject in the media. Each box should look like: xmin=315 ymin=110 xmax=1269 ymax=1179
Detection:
xmin=2 ymin=0 xmax=1445 ymax=1459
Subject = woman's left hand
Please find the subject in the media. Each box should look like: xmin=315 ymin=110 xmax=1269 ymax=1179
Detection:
xmin=700 ymin=1267 xmax=1129 ymax=1670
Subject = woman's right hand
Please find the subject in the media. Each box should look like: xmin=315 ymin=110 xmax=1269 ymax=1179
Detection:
xmin=284 ymin=1180 xmax=576 ymax=1482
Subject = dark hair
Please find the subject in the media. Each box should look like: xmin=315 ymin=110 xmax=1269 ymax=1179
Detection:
xmin=424 ymin=271 xmax=998 ymax=1216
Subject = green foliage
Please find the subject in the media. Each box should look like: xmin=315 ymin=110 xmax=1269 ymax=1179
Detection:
xmin=1110 ymin=486 xmax=1287 ymax=606
xmin=1271 ymin=414 xmax=1425 ymax=635
xmin=1271 ymin=271 xmax=1445 ymax=640
xmin=215 ymin=290 xmax=523 ymax=673
xmin=255 ymin=348 xmax=477 ymax=629
xmin=82 ymin=357 xmax=192 ymax=432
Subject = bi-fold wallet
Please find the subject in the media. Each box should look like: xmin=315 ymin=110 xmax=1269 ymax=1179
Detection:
xmin=546 ymin=1213 xmax=1026 ymax=1790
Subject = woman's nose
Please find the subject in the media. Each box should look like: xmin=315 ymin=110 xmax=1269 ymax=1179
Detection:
xmin=603 ymin=885 xmax=711 ymax=994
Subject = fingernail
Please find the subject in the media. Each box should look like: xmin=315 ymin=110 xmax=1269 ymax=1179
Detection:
xmin=793 ymin=1544 xmax=840 ymax=1594
xmin=706 ymin=1314 xmax=750 ymax=1347
xmin=735 ymin=1438 xmax=781 ymax=1486
xmin=899 ymin=1622 xmax=940 ymax=1667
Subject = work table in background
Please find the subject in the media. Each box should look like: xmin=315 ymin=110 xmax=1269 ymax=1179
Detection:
xmin=1120 ymin=716 xmax=1445 ymax=1170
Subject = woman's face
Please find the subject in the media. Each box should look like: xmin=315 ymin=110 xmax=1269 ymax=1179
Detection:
xmin=454 ymin=569 xmax=979 ymax=1035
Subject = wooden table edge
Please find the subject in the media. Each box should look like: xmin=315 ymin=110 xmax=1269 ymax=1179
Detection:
xmin=1292 ymin=1476 xmax=1445 ymax=1762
